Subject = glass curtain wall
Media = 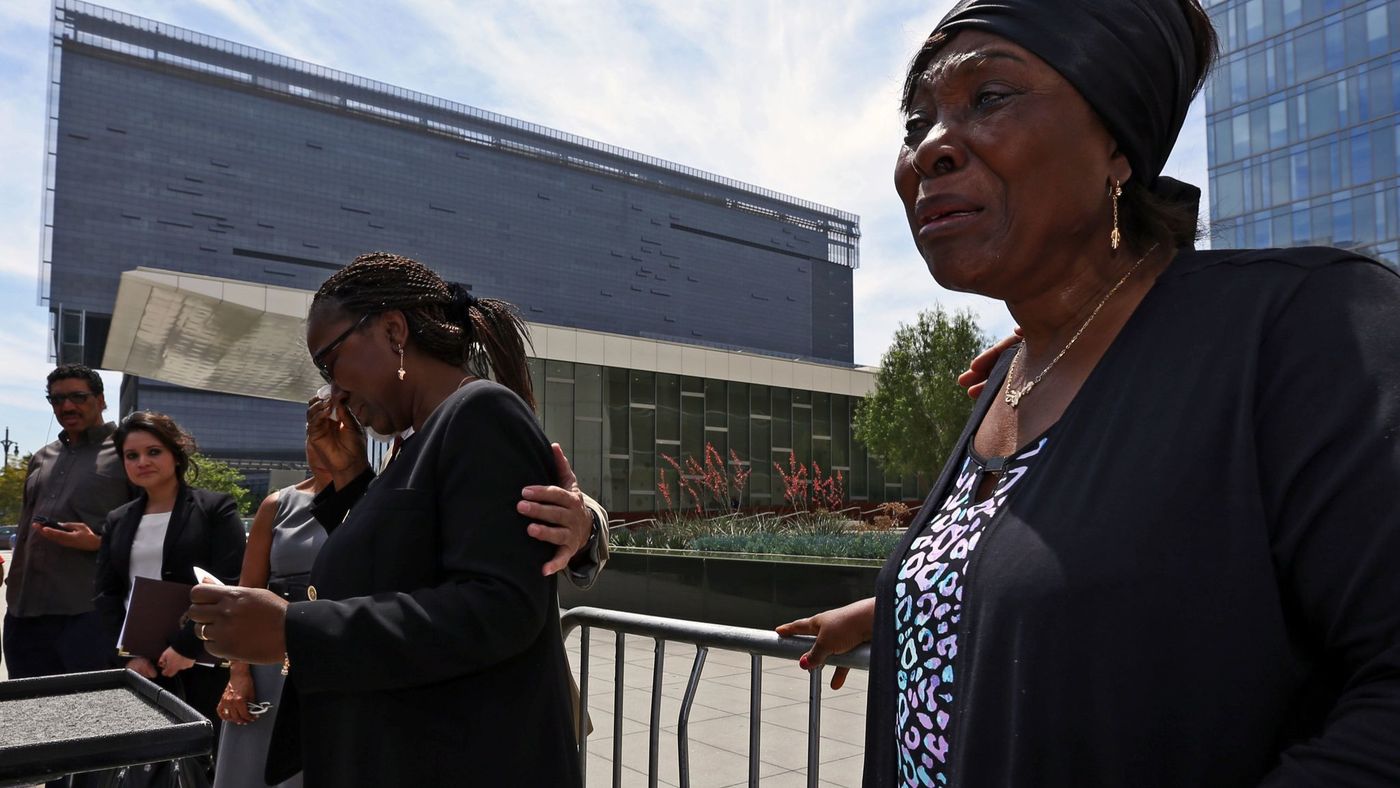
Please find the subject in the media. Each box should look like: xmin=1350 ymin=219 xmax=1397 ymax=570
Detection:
xmin=529 ymin=358 xmax=908 ymax=514
xmin=1205 ymin=0 xmax=1400 ymax=266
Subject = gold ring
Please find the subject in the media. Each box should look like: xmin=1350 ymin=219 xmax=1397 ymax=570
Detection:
xmin=197 ymin=622 xmax=210 ymax=641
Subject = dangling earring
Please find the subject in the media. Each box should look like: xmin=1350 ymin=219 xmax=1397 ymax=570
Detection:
xmin=395 ymin=344 xmax=406 ymax=381
xmin=1110 ymin=179 xmax=1123 ymax=251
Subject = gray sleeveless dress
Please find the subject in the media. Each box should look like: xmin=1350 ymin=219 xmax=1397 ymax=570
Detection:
xmin=214 ymin=486 xmax=325 ymax=788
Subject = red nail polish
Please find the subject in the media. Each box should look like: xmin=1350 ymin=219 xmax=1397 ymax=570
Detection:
xmin=799 ymin=655 xmax=810 ymax=670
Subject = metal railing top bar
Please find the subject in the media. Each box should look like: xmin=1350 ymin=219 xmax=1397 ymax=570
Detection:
xmin=55 ymin=0 xmax=861 ymax=229
xmin=560 ymin=606 xmax=871 ymax=670
xmin=564 ymin=606 xmax=869 ymax=787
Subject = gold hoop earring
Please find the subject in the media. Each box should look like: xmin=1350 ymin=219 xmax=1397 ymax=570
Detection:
xmin=1110 ymin=180 xmax=1123 ymax=251
xmin=395 ymin=344 xmax=406 ymax=381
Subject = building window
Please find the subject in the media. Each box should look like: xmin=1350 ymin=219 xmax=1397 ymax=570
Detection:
xmin=605 ymin=367 xmax=629 ymax=457
xmin=704 ymin=379 xmax=727 ymax=430
xmin=1268 ymin=99 xmax=1289 ymax=147
xmin=831 ymin=395 xmax=851 ymax=469
xmin=574 ymin=364 xmax=603 ymax=499
xmin=1284 ymin=0 xmax=1302 ymax=28
xmin=681 ymin=387 xmax=704 ymax=464
xmin=657 ymin=373 xmax=680 ymax=442
xmin=629 ymin=403 xmax=656 ymax=512
xmin=544 ymin=360 xmax=575 ymax=461
xmin=728 ymin=381 xmax=749 ymax=466
xmin=792 ymin=398 xmax=812 ymax=466
xmin=1365 ymin=6 xmax=1388 ymax=56
xmin=1352 ymin=130 xmax=1373 ymax=184
xmin=1232 ymin=113 xmax=1251 ymax=160
xmin=750 ymin=416 xmax=771 ymax=502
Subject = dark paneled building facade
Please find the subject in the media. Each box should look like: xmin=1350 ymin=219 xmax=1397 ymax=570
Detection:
xmin=40 ymin=2 xmax=896 ymax=508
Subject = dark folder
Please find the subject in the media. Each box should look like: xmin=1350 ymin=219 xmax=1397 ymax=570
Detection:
xmin=118 ymin=576 xmax=218 ymax=666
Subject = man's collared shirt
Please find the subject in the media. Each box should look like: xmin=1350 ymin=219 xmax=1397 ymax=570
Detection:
xmin=5 ymin=422 xmax=132 ymax=617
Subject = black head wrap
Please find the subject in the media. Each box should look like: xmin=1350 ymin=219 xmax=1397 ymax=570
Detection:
xmin=928 ymin=0 xmax=1198 ymax=198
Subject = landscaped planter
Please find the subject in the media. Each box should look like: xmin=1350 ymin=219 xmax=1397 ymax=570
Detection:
xmin=560 ymin=546 xmax=881 ymax=630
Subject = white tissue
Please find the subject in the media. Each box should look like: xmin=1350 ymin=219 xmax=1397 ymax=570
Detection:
xmin=316 ymin=384 xmax=339 ymax=423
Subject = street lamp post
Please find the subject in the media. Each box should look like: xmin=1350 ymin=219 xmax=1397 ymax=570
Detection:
xmin=1 ymin=428 xmax=16 ymax=465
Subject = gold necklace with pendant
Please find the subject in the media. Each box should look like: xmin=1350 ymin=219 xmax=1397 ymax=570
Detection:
xmin=1004 ymin=243 xmax=1159 ymax=409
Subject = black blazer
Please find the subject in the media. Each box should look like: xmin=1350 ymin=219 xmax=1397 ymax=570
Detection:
xmin=94 ymin=485 xmax=247 ymax=661
xmin=267 ymin=380 xmax=582 ymax=788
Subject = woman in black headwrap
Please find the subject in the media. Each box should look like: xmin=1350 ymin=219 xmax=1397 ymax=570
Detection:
xmin=778 ymin=1 xmax=1400 ymax=786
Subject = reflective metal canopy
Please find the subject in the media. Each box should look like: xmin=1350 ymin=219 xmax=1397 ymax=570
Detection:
xmin=104 ymin=268 xmax=321 ymax=403
xmin=103 ymin=268 xmax=877 ymax=403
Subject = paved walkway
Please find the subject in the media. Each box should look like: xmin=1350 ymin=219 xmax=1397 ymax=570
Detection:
xmin=0 ymin=554 xmax=870 ymax=786
xmin=565 ymin=624 xmax=869 ymax=787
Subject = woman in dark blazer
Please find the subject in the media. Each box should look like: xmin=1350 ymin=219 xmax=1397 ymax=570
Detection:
xmin=189 ymin=252 xmax=582 ymax=787
xmin=94 ymin=411 xmax=247 ymax=761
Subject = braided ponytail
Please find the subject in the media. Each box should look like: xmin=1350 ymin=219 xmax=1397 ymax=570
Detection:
xmin=459 ymin=296 xmax=535 ymax=411
xmin=312 ymin=252 xmax=536 ymax=409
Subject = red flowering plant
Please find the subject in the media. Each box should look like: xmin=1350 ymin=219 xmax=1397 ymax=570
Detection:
xmin=774 ymin=451 xmax=809 ymax=510
xmin=658 ymin=442 xmax=751 ymax=518
xmin=619 ymin=447 xmax=864 ymax=554
xmin=811 ymin=462 xmax=846 ymax=512
xmin=727 ymin=449 xmax=752 ymax=503
xmin=773 ymin=452 xmax=846 ymax=513
xmin=656 ymin=468 xmax=675 ymax=511
xmin=659 ymin=454 xmax=702 ymax=517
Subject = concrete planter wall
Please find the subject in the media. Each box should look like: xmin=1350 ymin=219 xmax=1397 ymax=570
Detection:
xmin=560 ymin=547 xmax=882 ymax=630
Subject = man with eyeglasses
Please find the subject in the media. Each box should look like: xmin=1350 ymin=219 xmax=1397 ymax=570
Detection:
xmin=3 ymin=364 xmax=133 ymax=679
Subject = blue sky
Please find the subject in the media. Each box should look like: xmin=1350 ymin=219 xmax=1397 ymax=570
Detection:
xmin=0 ymin=0 xmax=1210 ymax=460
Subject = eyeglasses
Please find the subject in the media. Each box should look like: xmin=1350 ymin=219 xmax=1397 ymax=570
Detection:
xmin=311 ymin=312 xmax=374 ymax=383
xmin=46 ymin=392 xmax=94 ymax=406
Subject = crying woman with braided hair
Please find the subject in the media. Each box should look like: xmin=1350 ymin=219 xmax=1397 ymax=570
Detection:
xmin=187 ymin=252 xmax=588 ymax=787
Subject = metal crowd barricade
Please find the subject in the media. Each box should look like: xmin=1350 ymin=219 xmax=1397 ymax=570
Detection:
xmin=561 ymin=606 xmax=871 ymax=788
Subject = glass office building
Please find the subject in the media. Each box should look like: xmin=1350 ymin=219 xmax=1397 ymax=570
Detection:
xmin=1205 ymin=0 xmax=1399 ymax=266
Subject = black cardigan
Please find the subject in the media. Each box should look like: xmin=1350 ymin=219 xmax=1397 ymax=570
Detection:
xmin=266 ymin=380 xmax=581 ymax=788
xmin=94 ymin=485 xmax=247 ymax=661
xmin=863 ymin=247 xmax=1400 ymax=787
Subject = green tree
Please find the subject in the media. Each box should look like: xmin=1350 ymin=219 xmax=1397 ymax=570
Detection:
xmin=0 ymin=454 xmax=33 ymax=524
xmin=853 ymin=306 xmax=990 ymax=479
xmin=191 ymin=454 xmax=253 ymax=515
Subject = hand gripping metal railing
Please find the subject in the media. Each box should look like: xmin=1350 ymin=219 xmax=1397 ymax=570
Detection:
xmin=561 ymin=606 xmax=871 ymax=788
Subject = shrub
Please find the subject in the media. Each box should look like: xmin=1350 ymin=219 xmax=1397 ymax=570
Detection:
xmin=610 ymin=509 xmax=901 ymax=559
xmin=866 ymin=501 xmax=912 ymax=531
xmin=689 ymin=531 xmax=902 ymax=560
